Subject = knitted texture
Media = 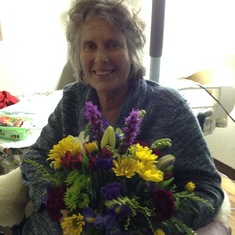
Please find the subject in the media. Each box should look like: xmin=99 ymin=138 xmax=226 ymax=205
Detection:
xmin=21 ymin=79 xmax=223 ymax=234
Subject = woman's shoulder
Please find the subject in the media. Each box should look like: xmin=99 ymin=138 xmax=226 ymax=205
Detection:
xmin=145 ymin=80 xmax=187 ymax=106
xmin=146 ymin=79 xmax=180 ymax=94
xmin=63 ymin=81 xmax=87 ymax=94
xmin=61 ymin=82 xmax=92 ymax=102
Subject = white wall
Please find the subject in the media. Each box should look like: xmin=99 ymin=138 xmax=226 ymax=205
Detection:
xmin=0 ymin=0 xmax=73 ymax=95
xmin=160 ymin=0 xmax=235 ymax=83
xmin=0 ymin=0 xmax=235 ymax=169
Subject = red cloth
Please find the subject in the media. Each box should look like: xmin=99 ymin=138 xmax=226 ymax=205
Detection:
xmin=0 ymin=91 xmax=19 ymax=109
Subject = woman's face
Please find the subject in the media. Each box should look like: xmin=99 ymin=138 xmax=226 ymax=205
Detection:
xmin=80 ymin=16 xmax=131 ymax=96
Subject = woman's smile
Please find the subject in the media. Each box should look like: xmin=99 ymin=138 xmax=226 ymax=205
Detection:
xmin=93 ymin=69 xmax=115 ymax=76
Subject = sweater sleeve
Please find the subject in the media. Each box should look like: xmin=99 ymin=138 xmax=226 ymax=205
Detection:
xmin=20 ymin=82 xmax=87 ymax=212
xmin=164 ymin=90 xmax=224 ymax=231
xmin=19 ymin=83 xmax=88 ymax=234
xmin=20 ymin=99 xmax=64 ymax=211
xmin=120 ymin=80 xmax=224 ymax=231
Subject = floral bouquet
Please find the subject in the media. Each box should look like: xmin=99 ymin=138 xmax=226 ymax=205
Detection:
xmin=26 ymin=101 xmax=213 ymax=235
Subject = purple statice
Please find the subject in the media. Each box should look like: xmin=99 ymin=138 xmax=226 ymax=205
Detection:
xmin=100 ymin=182 xmax=126 ymax=200
xmin=85 ymin=101 xmax=105 ymax=143
xmin=96 ymin=158 xmax=114 ymax=171
xmin=120 ymin=109 xmax=144 ymax=153
xmin=96 ymin=147 xmax=114 ymax=170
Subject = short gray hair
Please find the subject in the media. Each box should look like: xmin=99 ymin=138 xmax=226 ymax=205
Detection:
xmin=66 ymin=0 xmax=146 ymax=84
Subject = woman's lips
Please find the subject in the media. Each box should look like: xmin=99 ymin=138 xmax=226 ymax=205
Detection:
xmin=93 ymin=69 xmax=115 ymax=76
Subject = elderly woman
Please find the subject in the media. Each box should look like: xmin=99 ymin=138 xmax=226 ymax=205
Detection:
xmin=15 ymin=0 xmax=228 ymax=234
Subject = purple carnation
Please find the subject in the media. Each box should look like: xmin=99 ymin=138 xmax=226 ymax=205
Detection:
xmin=100 ymin=182 xmax=126 ymax=200
xmin=151 ymin=189 xmax=176 ymax=222
xmin=44 ymin=185 xmax=66 ymax=222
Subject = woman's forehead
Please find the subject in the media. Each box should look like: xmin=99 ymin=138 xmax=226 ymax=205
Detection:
xmin=81 ymin=16 xmax=126 ymax=42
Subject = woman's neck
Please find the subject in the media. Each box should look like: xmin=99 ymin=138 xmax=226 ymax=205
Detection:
xmin=97 ymin=87 xmax=129 ymax=126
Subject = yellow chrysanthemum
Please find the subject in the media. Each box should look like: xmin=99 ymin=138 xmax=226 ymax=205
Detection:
xmin=137 ymin=161 xmax=164 ymax=182
xmin=154 ymin=228 xmax=165 ymax=235
xmin=112 ymin=156 xmax=142 ymax=178
xmin=47 ymin=135 xmax=81 ymax=169
xmin=129 ymin=143 xmax=158 ymax=162
xmin=83 ymin=141 xmax=99 ymax=154
xmin=61 ymin=214 xmax=85 ymax=235
xmin=185 ymin=182 xmax=196 ymax=192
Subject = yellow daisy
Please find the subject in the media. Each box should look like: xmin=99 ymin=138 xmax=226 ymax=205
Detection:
xmin=129 ymin=143 xmax=158 ymax=163
xmin=61 ymin=214 xmax=85 ymax=235
xmin=47 ymin=135 xmax=81 ymax=169
xmin=112 ymin=156 xmax=141 ymax=178
xmin=137 ymin=161 xmax=164 ymax=182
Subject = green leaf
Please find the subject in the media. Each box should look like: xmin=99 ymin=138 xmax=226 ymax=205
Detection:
xmin=157 ymin=177 xmax=174 ymax=189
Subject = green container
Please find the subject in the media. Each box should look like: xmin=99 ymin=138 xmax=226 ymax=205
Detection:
xmin=0 ymin=126 xmax=30 ymax=140
xmin=0 ymin=114 xmax=32 ymax=141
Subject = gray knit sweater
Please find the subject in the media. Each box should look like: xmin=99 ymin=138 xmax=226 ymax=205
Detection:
xmin=21 ymin=78 xmax=223 ymax=234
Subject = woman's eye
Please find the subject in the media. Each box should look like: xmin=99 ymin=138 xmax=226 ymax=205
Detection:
xmin=108 ymin=42 xmax=120 ymax=50
xmin=84 ymin=43 xmax=95 ymax=51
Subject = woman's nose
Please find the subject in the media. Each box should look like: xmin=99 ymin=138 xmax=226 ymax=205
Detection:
xmin=95 ymin=48 xmax=109 ymax=63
